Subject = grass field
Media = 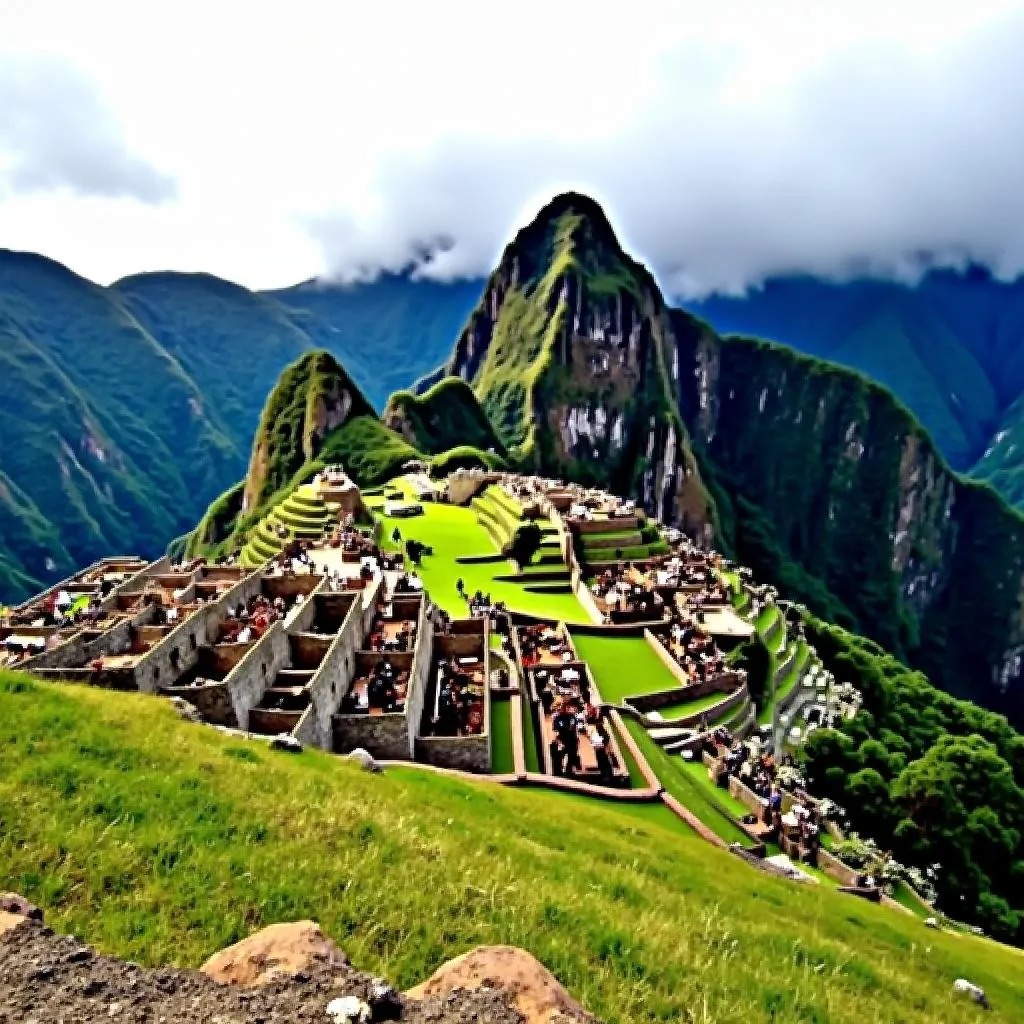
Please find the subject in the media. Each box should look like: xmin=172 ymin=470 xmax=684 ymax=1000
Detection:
xmin=569 ymin=634 xmax=680 ymax=704
xmin=367 ymin=488 xmax=588 ymax=622
xmin=654 ymin=690 xmax=738 ymax=721
xmin=490 ymin=697 xmax=514 ymax=774
xmin=3 ymin=672 xmax=1021 ymax=1022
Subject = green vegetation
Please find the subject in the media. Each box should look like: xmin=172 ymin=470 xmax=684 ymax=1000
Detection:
xmin=622 ymin=721 xmax=753 ymax=847
xmin=655 ymin=690 xmax=739 ymax=721
xmin=8 ymin=674 xmax=1023 ymax=1022
xmin=570 ymin=634 xmax=679 ymax=704
xmin=370 ymin=489 xmax=587 ymax=621
xmin=383 ymin=376 xmax=505 ymax=457
xmin=671 ymin=309 xmax=1024 ymax=729
xmin=0 ymin=253 xmax=242 ymax=602
xmin=490 ymin=697 xmax=514 ymax=774
xmin=799 ymin=616 xmax=1024 ymax=943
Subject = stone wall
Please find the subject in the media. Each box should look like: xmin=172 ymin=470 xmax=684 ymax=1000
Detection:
xmin=225 ymin=623 xmax=291 ymax=730
xmin=416 ymin=622 xmax=491 ymax=772
xmin=163 ymin=681 xmax=236 ymax=726
xmin=447 ymin=471 xmax=497 ymax=506
xmin=331 ymin=596 xmax=434 ymax=760
xmin=300 ymin=590 xmax=366 ymax=749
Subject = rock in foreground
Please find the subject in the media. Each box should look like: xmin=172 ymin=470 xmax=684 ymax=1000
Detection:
xmin=0 ymin=915 xmax=556 ymax=1024
xmin=200 ymin=920 xmax=348 ymax=986
xmin=407 ymin=945 xmax=596 ymax=1024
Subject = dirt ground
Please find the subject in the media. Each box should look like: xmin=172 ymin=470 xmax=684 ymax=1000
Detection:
xmin=0 ymin=918 xmax=530 ymax=1024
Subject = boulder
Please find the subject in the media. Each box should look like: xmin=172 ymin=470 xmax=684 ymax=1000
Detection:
xmin=346 ymin=748 xmax=382 ymax=773
xmin=406 ymin=945 xmax=594 ymax=1024
xmin=271 ymin=735 xmax=303 ymax=753
xmin=0 ymin=893 xmax=42 ymax=937
xmin=201 ymin=921 xmax=348 ymax=987
xmin=953 ymin=978 xmax=990 ymax=1008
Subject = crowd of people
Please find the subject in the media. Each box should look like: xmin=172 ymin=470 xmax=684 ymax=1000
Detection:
xmin=219 ymin=593 xmax=288 ymax=644
xmin=591 ymin=568 xmax=662 ymax=621
xmin=664 ymin=603 xmax=727 ymax=684
xmin=432 ymin=657 xmax=484 ymax=736
xmin=340 ymin=657 xmax=408 ymax=714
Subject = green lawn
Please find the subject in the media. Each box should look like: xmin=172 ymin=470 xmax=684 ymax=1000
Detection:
xmin=622 ymin=721 xmax=755 ymax=847
xmin=653 ymin=690 xmax=739 ymax=721
xmin=4 ymin=675 xmax=1024 ymax=1022
xmin=522 ymin=699 xmax=541 ymax=773
xmin=679 ymin=758 xmax=753 ymax=821
xmin=570 ymin=634 xmax=681 ymax=704
xmin=369 ymin=487 xmax=588 ymax=622
xmin=490 ymin=697 xmax=514 ymax=774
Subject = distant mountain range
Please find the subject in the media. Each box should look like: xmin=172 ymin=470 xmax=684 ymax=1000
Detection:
xmin=5 ymin=238 xmax=1024 ymax=607
xmin=0 ymin=253 xmax=478 ymax=602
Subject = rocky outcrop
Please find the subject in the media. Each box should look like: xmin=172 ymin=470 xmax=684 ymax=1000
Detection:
xmin=407 ymin=945 xmax=595 ymax=1024
xmin=200 ymin=920 xmax=348 ymax=986
xmin=669 ymin=313 xmax=1024 ymax=723
xmin=0 ymin=913 xmax=563 ymax=1024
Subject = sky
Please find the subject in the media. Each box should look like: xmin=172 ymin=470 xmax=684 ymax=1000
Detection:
xmin=2 ymin=0 xmax=1024 ymax=296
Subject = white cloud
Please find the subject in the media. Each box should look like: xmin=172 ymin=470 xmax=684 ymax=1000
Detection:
xmin=1 ymin=0 xmax=1023 ymax=293
xmin=0 ymin=56 xmax=175 ymax=203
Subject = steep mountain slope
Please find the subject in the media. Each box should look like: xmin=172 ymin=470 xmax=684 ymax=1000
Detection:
xmin=267 ymin=272 xmax=482 ymax=408
xmin=180 ymin=348 xmax=471 ymax=560
xmin=446 ymin=193 xmax=714 ymax=532
xmin=0 ymin=251 xmax=241 ymax=603
xmin=382 ymin=376 xmax=506 ymax=456
xmin=438 ymin=195 xmax=1024 ymax=726
xmin=687 ymin=270 xmax=1024 ymax=502
xmin=113 ymin=272 xmax=316 ymax=446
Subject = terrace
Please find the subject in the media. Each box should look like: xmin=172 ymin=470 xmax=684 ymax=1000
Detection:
xmin=417 ymin=620 xmax=491 ymax=772
xmin=517 ymin=624 xmax=630 ymax=787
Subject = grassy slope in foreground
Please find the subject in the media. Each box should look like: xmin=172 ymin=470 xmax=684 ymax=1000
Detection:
xmin=1 ymin=674 xmax=1021 ymax=1023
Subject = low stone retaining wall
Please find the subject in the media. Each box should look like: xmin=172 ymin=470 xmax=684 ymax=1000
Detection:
xmin=817 ymin=848 xmax=862 ymax=887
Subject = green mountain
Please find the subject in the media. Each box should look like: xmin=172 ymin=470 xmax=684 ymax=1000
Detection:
xmin=446 ymin=193 xmax=714 ymax=530
xmin=180 ymin=351 xmax=504 ymax=559
xmin=687 ymin=272 xmax=1024 ymax=504
xmin=382 ymin=376 xmax=506 ymax=457
xmin=0 ymin=251 xmax=241 ymax=603
xmin=0 ymin=254 xmax=483 ymax=602
xmin=439 ymin=194 xmax=1024 ymax=727
xmin=266 ymin=272 xmax=482 ymax=408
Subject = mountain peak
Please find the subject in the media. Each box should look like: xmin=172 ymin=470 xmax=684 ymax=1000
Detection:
xmin=242 ymin=349 xmax=372 ymax=511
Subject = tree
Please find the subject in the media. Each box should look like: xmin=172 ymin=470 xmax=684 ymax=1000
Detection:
xmin=506 ymin=523 xmax=542 ymax=567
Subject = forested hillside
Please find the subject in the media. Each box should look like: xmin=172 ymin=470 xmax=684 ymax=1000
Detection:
xmin=0 ymin=256 xmax=477 ymax=602
xmin=688 ymin=270 xmax=1024 ymax=504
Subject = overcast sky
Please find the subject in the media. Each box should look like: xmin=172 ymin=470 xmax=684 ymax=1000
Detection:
xmin=2 ymin=0 xmax=1024 ymax=296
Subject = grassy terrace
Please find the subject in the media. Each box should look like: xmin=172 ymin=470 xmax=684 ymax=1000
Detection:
xmin=569 ymin=634 xmax=681 ymax=704
xmin=10 ymin=675 xmax=1024 ymax=1022
xmin=757 ymin=640 xmax=811 ymax=726
xmin=490 ymin=697 xmax=514 ymax=774
xmin=622 ymin=720 xmax=753 ymax=847
xmin=368 ymin=486 xmax=586 ymax=622
xmin=654 ymin=689 xmax=739 ymax=721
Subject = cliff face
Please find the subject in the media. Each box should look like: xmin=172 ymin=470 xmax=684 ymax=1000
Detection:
xmin=241 ymin=350 xmax=372 ymax=513
xmin=670 ymin=312 xmax=1024 ymax=722
xmin=447 ymin=193 xmax=714 ymax=534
